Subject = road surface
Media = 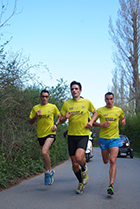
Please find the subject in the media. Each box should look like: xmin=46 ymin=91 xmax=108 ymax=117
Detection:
xmin=0 ymin=148 xmax=140 ymax=209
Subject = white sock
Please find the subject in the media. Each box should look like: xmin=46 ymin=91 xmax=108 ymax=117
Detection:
xmin=50 ymin=170 xmax=53 ymax=174
xmin=45 ymin=170 xmax=50 ymax=174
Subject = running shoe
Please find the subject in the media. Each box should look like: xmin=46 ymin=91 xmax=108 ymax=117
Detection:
xmin=50 ymin=169 xmax=55 ymax=185
xmin=107 ymin=184 xmax=114 ymax=195
xmin=76 ymin=182 xmax=85 ymax=194
xmin=45 ymin=172 xmax=51 ymax=185
xmin=81 ymin=165 xmax=89 ymax=185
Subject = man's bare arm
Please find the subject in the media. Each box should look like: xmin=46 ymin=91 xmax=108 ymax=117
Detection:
xmin=85 ymin=110 xmax=98 ymax=129
xmin=120 ymin=117 xmax=126 ymax=126
xmin=29 ymin=109 xmax=41 ymax=125
xmin=93 ymin=120 xmax=110 ymax=128
xmin=60 ymin=112 xmax=71 ymax=124
xmin=52 ymin=113 xmax=61 ymax=131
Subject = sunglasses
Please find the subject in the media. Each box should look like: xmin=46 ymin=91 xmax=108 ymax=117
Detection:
xmin=41 ymin=95 xmax=49 ymax=98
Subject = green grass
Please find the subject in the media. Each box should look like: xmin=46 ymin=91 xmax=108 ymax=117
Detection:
xmin=134 ymin=152 xmax=140 ymax=158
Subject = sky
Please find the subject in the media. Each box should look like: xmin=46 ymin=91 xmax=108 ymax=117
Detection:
xmin=2 ymin=0 xmax=120 ymax=109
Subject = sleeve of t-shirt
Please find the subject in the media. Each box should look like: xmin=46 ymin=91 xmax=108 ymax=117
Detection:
xmin=88 ymin=100 xmax=95 ymax=113
xmin=95 ymin=108 xmax=100 ymax=121
xmin=54 ymin=105 xmax=60 ymax=116
xmin=120 ymin=109 xmax=124 ymax=119
xmin=29 ymin=107 xmax=36 ymax=119
xmin=60 ymin=102 xmax=67 ymax=116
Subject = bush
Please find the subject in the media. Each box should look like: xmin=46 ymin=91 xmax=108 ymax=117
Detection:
xmin=0 ymin=79 xmax=70 ymax=188
xmin=120 ymin=113 xmax=140 ymax=153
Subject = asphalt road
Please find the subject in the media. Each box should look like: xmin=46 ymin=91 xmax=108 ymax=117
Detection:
xmin=0 ymin=147 xmax=140 ymax=209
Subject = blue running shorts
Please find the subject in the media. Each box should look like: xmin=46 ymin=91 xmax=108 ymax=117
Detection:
xmin=98 ymin=138 xmax=123 ymax=150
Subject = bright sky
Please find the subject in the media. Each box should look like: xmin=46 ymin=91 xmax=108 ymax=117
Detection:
xmin=2 ymin=0 xmax=120 ymax=109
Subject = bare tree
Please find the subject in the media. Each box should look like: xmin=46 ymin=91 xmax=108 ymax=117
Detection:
xmin=0 ymin=0 xmax=18 ymax=29
xmin=109 ymin=0 xmax=140 ymax=113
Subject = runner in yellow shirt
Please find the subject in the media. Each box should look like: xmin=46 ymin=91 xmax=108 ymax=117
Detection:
xmin=93 ymin=92 xmax=126 ymax=195
xmin=60 ymin=81 xmax=98 ymax=194
xmin=29 ymin=89 xmax=61 ymax=186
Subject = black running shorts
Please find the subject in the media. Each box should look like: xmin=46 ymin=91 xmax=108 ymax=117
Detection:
xmin=38 ymin=134 xmax=56 ymax=146
xmin=68 ymin=135 xmax=88 ymax=156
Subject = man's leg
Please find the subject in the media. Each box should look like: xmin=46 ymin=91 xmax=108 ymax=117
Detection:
xmin=41 ymin=137 xmax=54 ymax=172
xmin=70 ymin=148 xmax=87 ymax=182
xmin=109 ymin=147 xmax=119 ymax=187
xmin=107 ymin=147 xmax=119 ymax=195
xmin=75 ymin=148 xmax=88 ymax=185
xmin=70 ymin=155 xmax=82 ymax=179
xmin=101 ymin=149 xmax=110 ymax=164
xmin=41 ymin=137 xmax=55 ymax=185
xmin=68 ymin=136 xmax=88 ymax=193
xmin=70 ymin=155 xmax=84 ymax=194
xmin=75 ymin=148 xmax=86 ymax=167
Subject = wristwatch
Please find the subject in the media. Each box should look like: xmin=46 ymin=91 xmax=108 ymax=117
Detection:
xmin=54 ymin=123 xmax=58 ymax=127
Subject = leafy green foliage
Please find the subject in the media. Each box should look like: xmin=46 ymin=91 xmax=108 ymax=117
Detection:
xmin=120 ymin=113 xmax=140 ymax=153
xmin=0 ymin=56 xmax=69 ymax=188
xmin=50 ymin=124 xmax=69 ymax=165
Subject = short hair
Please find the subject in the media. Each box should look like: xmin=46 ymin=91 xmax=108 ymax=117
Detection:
xmin=40 ymin=89 xmax=49 ymax=96
xmin=105 ymin=92 xmax=114 ymax=99
xmin=70 ymin=81 xmax=82 ymax=90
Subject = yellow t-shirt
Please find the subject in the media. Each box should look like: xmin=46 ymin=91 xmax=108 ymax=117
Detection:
xmin=96 ymin=106 xmax=124 ymax=139
xmin=29 ymin=103 xmax=60 ymax=138
xmin=61 ymin=98 xmax=95 ymax=136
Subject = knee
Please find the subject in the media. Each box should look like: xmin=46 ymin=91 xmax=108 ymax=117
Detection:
xmin=110 ymin=157 xmax=116 ymax=166
xmin=42 ymin=148 xmax=49 ymax=157
xmin=103 ymin=159 xmax=109 ymax=164
xmin=75 ymin=153 xmax=83 ymax=164
xmin=72 ymin=162 xmax=79 ymax=172
xmin=102 ymin=156 xmax=109 ymax=164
